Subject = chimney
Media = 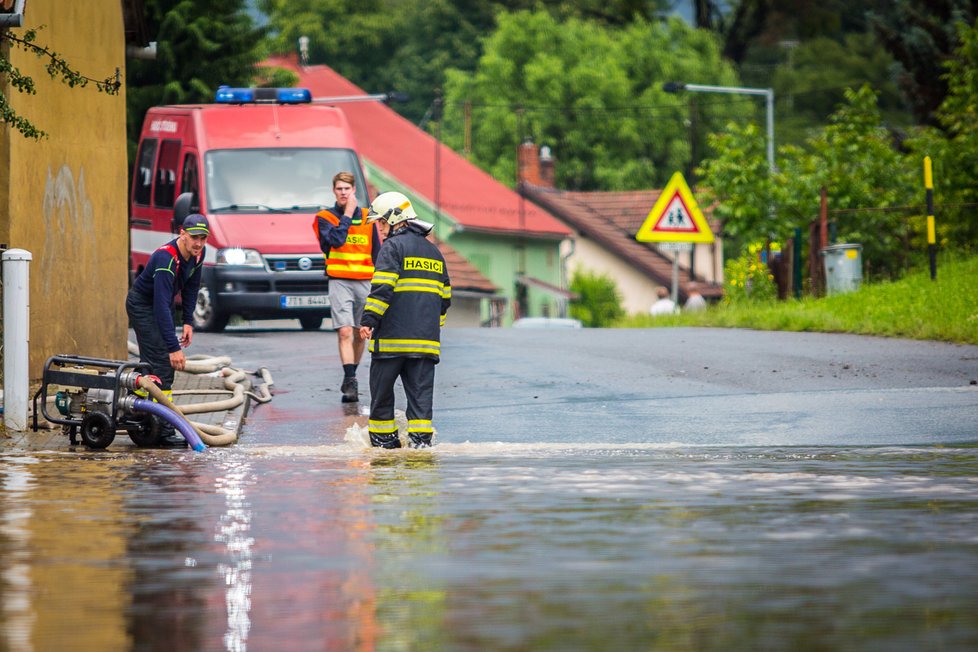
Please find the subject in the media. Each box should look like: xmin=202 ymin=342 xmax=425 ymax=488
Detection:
xmin=539 ymin=145 xmax=555 ymax=188
xmin=517 ymin=140 xmax=541 ymax=187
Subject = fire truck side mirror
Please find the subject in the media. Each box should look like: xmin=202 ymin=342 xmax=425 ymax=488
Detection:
xmin=172 ymin=192 xmax=195 ymax=233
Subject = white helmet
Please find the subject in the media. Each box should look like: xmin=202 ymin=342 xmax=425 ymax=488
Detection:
xmin=368 ymin=191 xmax=417 ymax=225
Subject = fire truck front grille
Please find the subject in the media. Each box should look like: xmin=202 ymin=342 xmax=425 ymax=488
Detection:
xmin=263 ymin=254 xmax=325 ymax=273
xmin=276 ymin=279 xmax=331 ymax=293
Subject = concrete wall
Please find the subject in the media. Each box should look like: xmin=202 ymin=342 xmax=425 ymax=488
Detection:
xmin=1 ymin=3 xmax=129 ymax=379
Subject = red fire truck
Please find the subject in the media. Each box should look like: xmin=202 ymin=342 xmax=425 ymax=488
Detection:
xmin=129 ymin=86 xmax=369 ymax=331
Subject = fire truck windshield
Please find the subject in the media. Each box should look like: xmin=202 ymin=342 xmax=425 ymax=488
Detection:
xmin=205 ymin=148 xmax=367 ymax=212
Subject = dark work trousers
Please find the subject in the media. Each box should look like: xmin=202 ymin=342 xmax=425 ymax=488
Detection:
xmin=368 ymin=356 xmax=435 ymax=443
xmin=126 ymin=289 xmax=175 ymax=391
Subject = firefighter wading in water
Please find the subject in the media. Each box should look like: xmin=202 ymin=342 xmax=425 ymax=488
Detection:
xmin=358 ymin=192 xmax=451 ymax=449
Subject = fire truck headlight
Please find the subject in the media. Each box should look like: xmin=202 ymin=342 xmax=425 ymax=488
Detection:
xmin=217 ymin=248 xmax=263 ymax=267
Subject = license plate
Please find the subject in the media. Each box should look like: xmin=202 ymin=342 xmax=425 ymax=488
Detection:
xmin=281 ymin=295 xmax=329 ymax=308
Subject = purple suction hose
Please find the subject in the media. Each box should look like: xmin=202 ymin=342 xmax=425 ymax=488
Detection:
xmin=132 ymin=398 xmax=206 ymax=451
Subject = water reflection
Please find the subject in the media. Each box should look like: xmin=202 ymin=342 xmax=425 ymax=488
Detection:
xmin=1 ymin=456 xmax=37 ymax=651
xmin=367 ymin=452 xmax=447 ymax=650
xmin=0 ymin=445 xmax=976 ymax=650
xmin=0 ymin=454 xmax=135 ymax=651
xmin=215 ymin=458 xmax=254 ymax=652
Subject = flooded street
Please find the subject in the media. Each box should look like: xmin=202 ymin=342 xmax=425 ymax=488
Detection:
xmin=2 ymin=328 xmax=977 ymax=650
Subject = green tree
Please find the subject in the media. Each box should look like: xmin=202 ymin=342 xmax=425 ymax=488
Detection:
xmin=777 ymin=85 xmax=917 ymax=277
xmin=126 ymin=0 xmax=266 ymax=161
xmin=868 ymin=0 xmax=978 ymax=126
xmin=569 ymin=268 xmax=624 ymax=327
xmin=906 ymin=18 xmax=978 ymax=248
xmin=258 ymin=1 xmax=674 ymax=125
xmin=772 ymin=33 xmax=912 ymax=147
xmin=696 ymin=121 xmax=773 ymax=250
xmin=699 ymin=85 xmax=918 ymax=279
xmin=1 ymin=27 xmax=121 ymax=140
xmin=440 ymin=10 xmax=745 ymax=190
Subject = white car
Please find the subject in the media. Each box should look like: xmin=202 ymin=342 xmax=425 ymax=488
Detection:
xmin=512 ymin=317 xmax=583 ymax=329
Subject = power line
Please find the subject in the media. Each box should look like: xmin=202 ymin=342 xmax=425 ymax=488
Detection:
xmin=451 ymin=96 xmax=760 ymax=115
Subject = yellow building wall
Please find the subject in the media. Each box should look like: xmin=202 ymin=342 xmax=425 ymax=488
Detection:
xmin=1 ymin=1 xmax=129 ymax=379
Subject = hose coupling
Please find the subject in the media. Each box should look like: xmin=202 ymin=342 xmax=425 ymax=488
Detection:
xmin=119 ymin=370 xmax=146 ymax=391
xmin=118 ymin=394 xmax=140 ymax=413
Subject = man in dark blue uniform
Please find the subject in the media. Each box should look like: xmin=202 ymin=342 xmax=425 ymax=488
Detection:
xmin=126 ymin=214 xmax=209 ymax=447
xmin=358 ymin=192 xmax=451 ymax=449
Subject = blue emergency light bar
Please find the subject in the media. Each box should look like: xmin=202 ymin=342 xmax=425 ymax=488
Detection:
xmin=214 ymin=86 xmax=313 ymax=104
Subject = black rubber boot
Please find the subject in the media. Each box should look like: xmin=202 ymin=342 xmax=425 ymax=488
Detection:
xmin=369 ymin=432 xmax=401 ymax=449
xmin=341 ymin=378 xmax=358 ymax=403
xmin=408 ymin=433 xmax=432 ymax=449
xmin=157 ymin=422 xmax=187 ymax=448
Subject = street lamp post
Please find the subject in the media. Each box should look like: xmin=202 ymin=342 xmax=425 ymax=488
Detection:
xmin=663 ymin=81 xmax=778 ymax=295
xmin=663 ymin=82 xmax=775 ymax=174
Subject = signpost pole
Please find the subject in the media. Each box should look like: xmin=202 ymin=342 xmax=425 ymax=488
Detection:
xmin=671 ymin=252 xmax=679 ymax=304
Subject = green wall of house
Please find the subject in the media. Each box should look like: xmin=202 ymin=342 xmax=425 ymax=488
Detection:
xmin=365 ymin=163 xmax=567 ymax=325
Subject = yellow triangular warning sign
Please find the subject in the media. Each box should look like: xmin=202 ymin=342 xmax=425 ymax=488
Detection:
xmin=635 ymin=172 xmax=715 ymax=243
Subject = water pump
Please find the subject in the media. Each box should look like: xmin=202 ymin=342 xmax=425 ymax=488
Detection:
xmin=32 ymin=355 xmax=163 ymax=449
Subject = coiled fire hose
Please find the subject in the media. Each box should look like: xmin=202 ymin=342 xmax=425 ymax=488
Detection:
xmin=127 ymin=342 xmax=274 ymax=447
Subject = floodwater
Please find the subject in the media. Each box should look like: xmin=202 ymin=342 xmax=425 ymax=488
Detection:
xmin=2 ymin=442 xmax=977 ymax=651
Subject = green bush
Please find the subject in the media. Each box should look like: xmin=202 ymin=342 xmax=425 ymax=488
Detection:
xmin=569 ymin=269 xmax=624 ymax=327
xmin=723 ymin=244 xmax=778 ymax=305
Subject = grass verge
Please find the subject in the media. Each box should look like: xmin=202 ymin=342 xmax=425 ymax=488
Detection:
xmin=619 ymin=254 xmax=978 ymax=345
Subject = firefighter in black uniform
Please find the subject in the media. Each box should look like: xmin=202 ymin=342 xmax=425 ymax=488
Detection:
xmin=358 ymin=192 xmax=451 ymax=449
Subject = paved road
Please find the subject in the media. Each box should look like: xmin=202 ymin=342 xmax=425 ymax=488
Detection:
xmin=196 ymin=323 xmax=978 ymax=448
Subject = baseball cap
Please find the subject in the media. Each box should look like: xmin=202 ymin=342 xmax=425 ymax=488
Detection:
xmin=182 ymin=214 xmax=209 ymax=235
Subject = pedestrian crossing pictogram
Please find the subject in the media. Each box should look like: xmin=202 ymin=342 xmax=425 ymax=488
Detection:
xmin=635 ymin=172 xmax=715 ymax=243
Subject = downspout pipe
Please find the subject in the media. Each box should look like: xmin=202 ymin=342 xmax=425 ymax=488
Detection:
xmin=129 ymin=398 xmax=206 ymax=451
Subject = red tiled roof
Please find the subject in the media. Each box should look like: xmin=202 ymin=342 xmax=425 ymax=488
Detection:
xmin=522 ymin=185 xmax=723 ymax=300
xmin=266 ymin=56 xmax=570 ymax=239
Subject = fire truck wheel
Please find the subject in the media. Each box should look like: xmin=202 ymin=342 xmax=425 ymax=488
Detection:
xmin=80 ymin=412 xmax=116 ymax=449
xmin=193 ymin=284 xmax=229 ymax=332
xmin=299 ymin=315 xmax=323 ymax=331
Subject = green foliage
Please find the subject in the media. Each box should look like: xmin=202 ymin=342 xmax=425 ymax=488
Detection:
xmin=259 ymin=1 xmax=674 ymax=126
xmin=126 ymin=0 xmax=266 ymax=162
xmin=722 ymin=243 xmax=778 ymax=305
xmin=696 ymin=122 xmax=772 ymax=243
xmin=258 ymin=0 xmax=495 ymax=124
xmin=0 ymin=27 xmax=121 ymax=140
xmin=699 ymin=85 xmax=919 ymax=279
xmin=568 ymin=268 xmax=624 ymax=327
xmin=868 ymin=1 xmax=978 ymax=126
xmin=772 ymin=33 xmax=912 ymax=143
xmin=441 ymin=10 xmax=745 ymax=190
xmin=778 ymin=85 xmax=917 ymax=278
xmin=903 ymin=18 xmax=978 ymax=248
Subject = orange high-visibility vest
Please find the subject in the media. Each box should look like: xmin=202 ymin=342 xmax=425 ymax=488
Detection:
xmin=313 ymin=208 xmax=375 ymax=280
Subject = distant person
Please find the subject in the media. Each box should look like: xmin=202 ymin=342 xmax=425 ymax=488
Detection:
xmin=684 ymin=291 xmax=707 ymax=312
xmin=358 ymin=192 xmax=451 ymax=449
xmin=650 ymin=286 xmax=678 ymax=316
xmin=126 ymin=214 xmax=209 ymax=447
xmin=313 ymin=172 xmax=381 ymax=403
